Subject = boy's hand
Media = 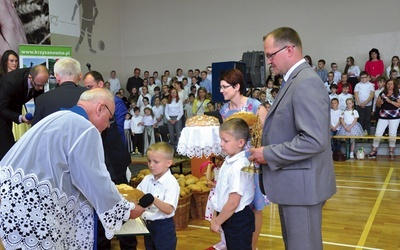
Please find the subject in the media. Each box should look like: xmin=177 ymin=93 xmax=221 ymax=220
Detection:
xmin=129 ymin=205 xmax=145 ymax=219
xmin=210 ymin=218 xmax=221 ymax=233
xmin=206 ymin=180 xmax=215 ymax=188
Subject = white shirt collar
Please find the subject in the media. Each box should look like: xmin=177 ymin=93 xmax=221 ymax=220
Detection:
xmin=284 ymin=58 xmax=306 ymax=82
xmin=225 ymin=150 xmax=246 ymax=164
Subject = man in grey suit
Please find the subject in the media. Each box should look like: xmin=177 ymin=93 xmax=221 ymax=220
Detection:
xmin=250 ymin=27 xmax=336 ymax=250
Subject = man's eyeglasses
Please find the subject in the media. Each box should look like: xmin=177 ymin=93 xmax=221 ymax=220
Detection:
xmin=104 ymin=104 xmax=115 ymax=124
xmin=265 ymin=45 xmax=294 ymax=60
xmin=31 ymin=78 xmax=47 ymax=89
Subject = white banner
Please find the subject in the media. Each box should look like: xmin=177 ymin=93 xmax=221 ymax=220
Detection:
xmin=49 ymin=0 xmax=80 ymax=37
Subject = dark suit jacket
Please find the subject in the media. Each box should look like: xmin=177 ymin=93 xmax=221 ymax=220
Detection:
xmin=32 ymin=82 xmax=87 ymax=125
xmin=0 ymin=68 xmax=44 ymax=159
xmin=261 ymin=62 xmax=336 ymax=205
xmin=102 ymin=122 xmax=131 ymax=184
xmin=29 ymin=81 xmax=130 ymax=185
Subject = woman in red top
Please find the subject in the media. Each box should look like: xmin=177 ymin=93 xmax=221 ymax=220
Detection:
xmin=364 ymin=48 xmax=384 ymax=90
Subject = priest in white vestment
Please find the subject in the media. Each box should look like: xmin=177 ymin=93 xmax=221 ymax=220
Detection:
xmin=0 ymin=88 xmax=145 ymax=249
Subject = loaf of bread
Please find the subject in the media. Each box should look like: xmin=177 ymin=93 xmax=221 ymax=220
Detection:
xmin=185 ymin=114 xmax=220 ymax=127
xmin=225 ymin=111 xmax=257 ymax=127
xmin=116 ymin=184 xmax=145 ymax=203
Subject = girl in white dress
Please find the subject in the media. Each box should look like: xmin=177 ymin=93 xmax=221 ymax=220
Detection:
xmin=336 ymin=98 xmax=364 ymax=158
xmin=142 ymin=107 xmax=157 ymax=154
xmin=204 ymin=156 xmax=226 ymax=250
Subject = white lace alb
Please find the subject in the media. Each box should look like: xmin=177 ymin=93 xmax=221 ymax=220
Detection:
xmin=0 ymin=166 xmax=132 ymax=249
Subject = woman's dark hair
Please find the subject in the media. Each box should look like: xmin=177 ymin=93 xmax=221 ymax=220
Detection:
xmin=0 ymin=50 xmax=19 ymax=76
xmin=219 ymin=68 xmax=245 ymax=94
xmin=304 ymin=55 xmax=313 ymax=67
xmin=344 ymin=56 xmax=355 ymax=74
xmin=368 ymin=48 xmax=380 ymax=61
xmin=383 ymin=79 xmax=399 ymax=97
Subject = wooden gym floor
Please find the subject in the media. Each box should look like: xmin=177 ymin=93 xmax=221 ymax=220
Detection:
xmin=0 ymin=156 xmax=397 ymax=249
xmin=112 ymin=156 xmax=400 ymax=250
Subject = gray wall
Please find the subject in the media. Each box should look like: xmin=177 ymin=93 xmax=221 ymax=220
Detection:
xmin=52 ymin=0 xmax=400 ymax=88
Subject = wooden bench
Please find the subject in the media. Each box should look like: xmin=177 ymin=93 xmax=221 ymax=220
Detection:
xmin=332 ymin=135 xmax=400 ymax=159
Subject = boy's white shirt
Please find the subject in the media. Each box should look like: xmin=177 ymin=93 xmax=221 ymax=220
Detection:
xmin=210 ymin=151 xmax=254 ymax=213
xmin=137 ymin=171 xmax=180 ymax=221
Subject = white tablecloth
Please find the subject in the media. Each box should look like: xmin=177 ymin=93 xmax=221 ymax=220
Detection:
xmin=177 ymin=126 xmax=222 ymax=158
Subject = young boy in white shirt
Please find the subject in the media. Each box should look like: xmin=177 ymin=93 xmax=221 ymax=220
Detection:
xmin=324 ymin=71 xmax=337 ymax=93
xmin=354 ymin=71 xmax=375 ymax=135
xmin=130 ymin=107 xmax=144 ymax=155
xmin=338 ymin=83 xmax=353 ymax=111
xmin=330 ymin=98 xmax=342 ymax=155
xmin=184 ymin=93 xmax=195 ymax=119
xmin=137 ymin=142 xmax=180 ymax=250
xmin=329 ymin=84 xmax=339 ymax=100
xmin=331 ymin=62 xmax=342 ymax=83
xmin=210 ymin=118 xmax=255 ymax=250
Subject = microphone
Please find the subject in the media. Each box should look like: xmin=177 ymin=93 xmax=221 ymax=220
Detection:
xmin=25 ymin=113 xmax=33 ymax=121
xmin=86 ymin=63 xmax=91 ymax=71
xmin=138 ymin=193 xmax=154 ymax=207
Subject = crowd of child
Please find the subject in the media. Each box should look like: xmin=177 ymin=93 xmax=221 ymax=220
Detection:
xmin=311 ymin=50 xmax=400 ymax=160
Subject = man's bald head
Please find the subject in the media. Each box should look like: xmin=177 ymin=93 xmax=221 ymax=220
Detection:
xmin=77 ymin=88 xmax=115 ymax=133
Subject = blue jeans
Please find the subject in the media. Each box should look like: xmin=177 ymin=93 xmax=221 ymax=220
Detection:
xmin=144 ymin=217 xmax=176 ymax=250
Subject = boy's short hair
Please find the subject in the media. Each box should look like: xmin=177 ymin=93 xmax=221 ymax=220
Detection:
xmin=331 ymin=62 xmax=337 ymax=67
xmin=331 ymin=98 xmax=339 ymax=103
xmin=154 ymin=86 xmax=160 ymax=91
xmin=220 ymin=118 xmax=250 ymax=142
xmin=328 ymin=71 xmax=334 ymax=77
xmin=133 ymin=107 xmax=140 ymax=112
xmin=188 ymin=93 xmax=195 ymax=98
xmin=147 ymin=142 xmax=174 ymax=160
xmin=271 ymin=88 xmax=279 ymax=94
xmin=342 ymin=83 xmax=349 ymax=89
xmin=360 ymin=71 xmax=368 ymax=77
xmin=377 ymin=76 xmax=387 ymax=82
xmin=330 ymin=84 xmax=338 ymax=90
xmin=318 ymin=59 xmax=326 ymax=65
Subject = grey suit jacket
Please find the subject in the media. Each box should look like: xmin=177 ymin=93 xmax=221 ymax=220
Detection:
xmin=261 ymin=62 xmax=336 ymax=205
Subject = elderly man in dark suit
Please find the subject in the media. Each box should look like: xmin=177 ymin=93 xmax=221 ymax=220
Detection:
xmin=0 ymin=65 xmax=48 ymax=160
xmin=32 ymin=57 xmax=86 ymax=126
xmin=250 ymin=27 xmax=336 ymax=250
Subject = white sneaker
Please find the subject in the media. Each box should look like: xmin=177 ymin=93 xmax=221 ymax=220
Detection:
xmin=350 ymin=152 xmax=354 ymax=159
